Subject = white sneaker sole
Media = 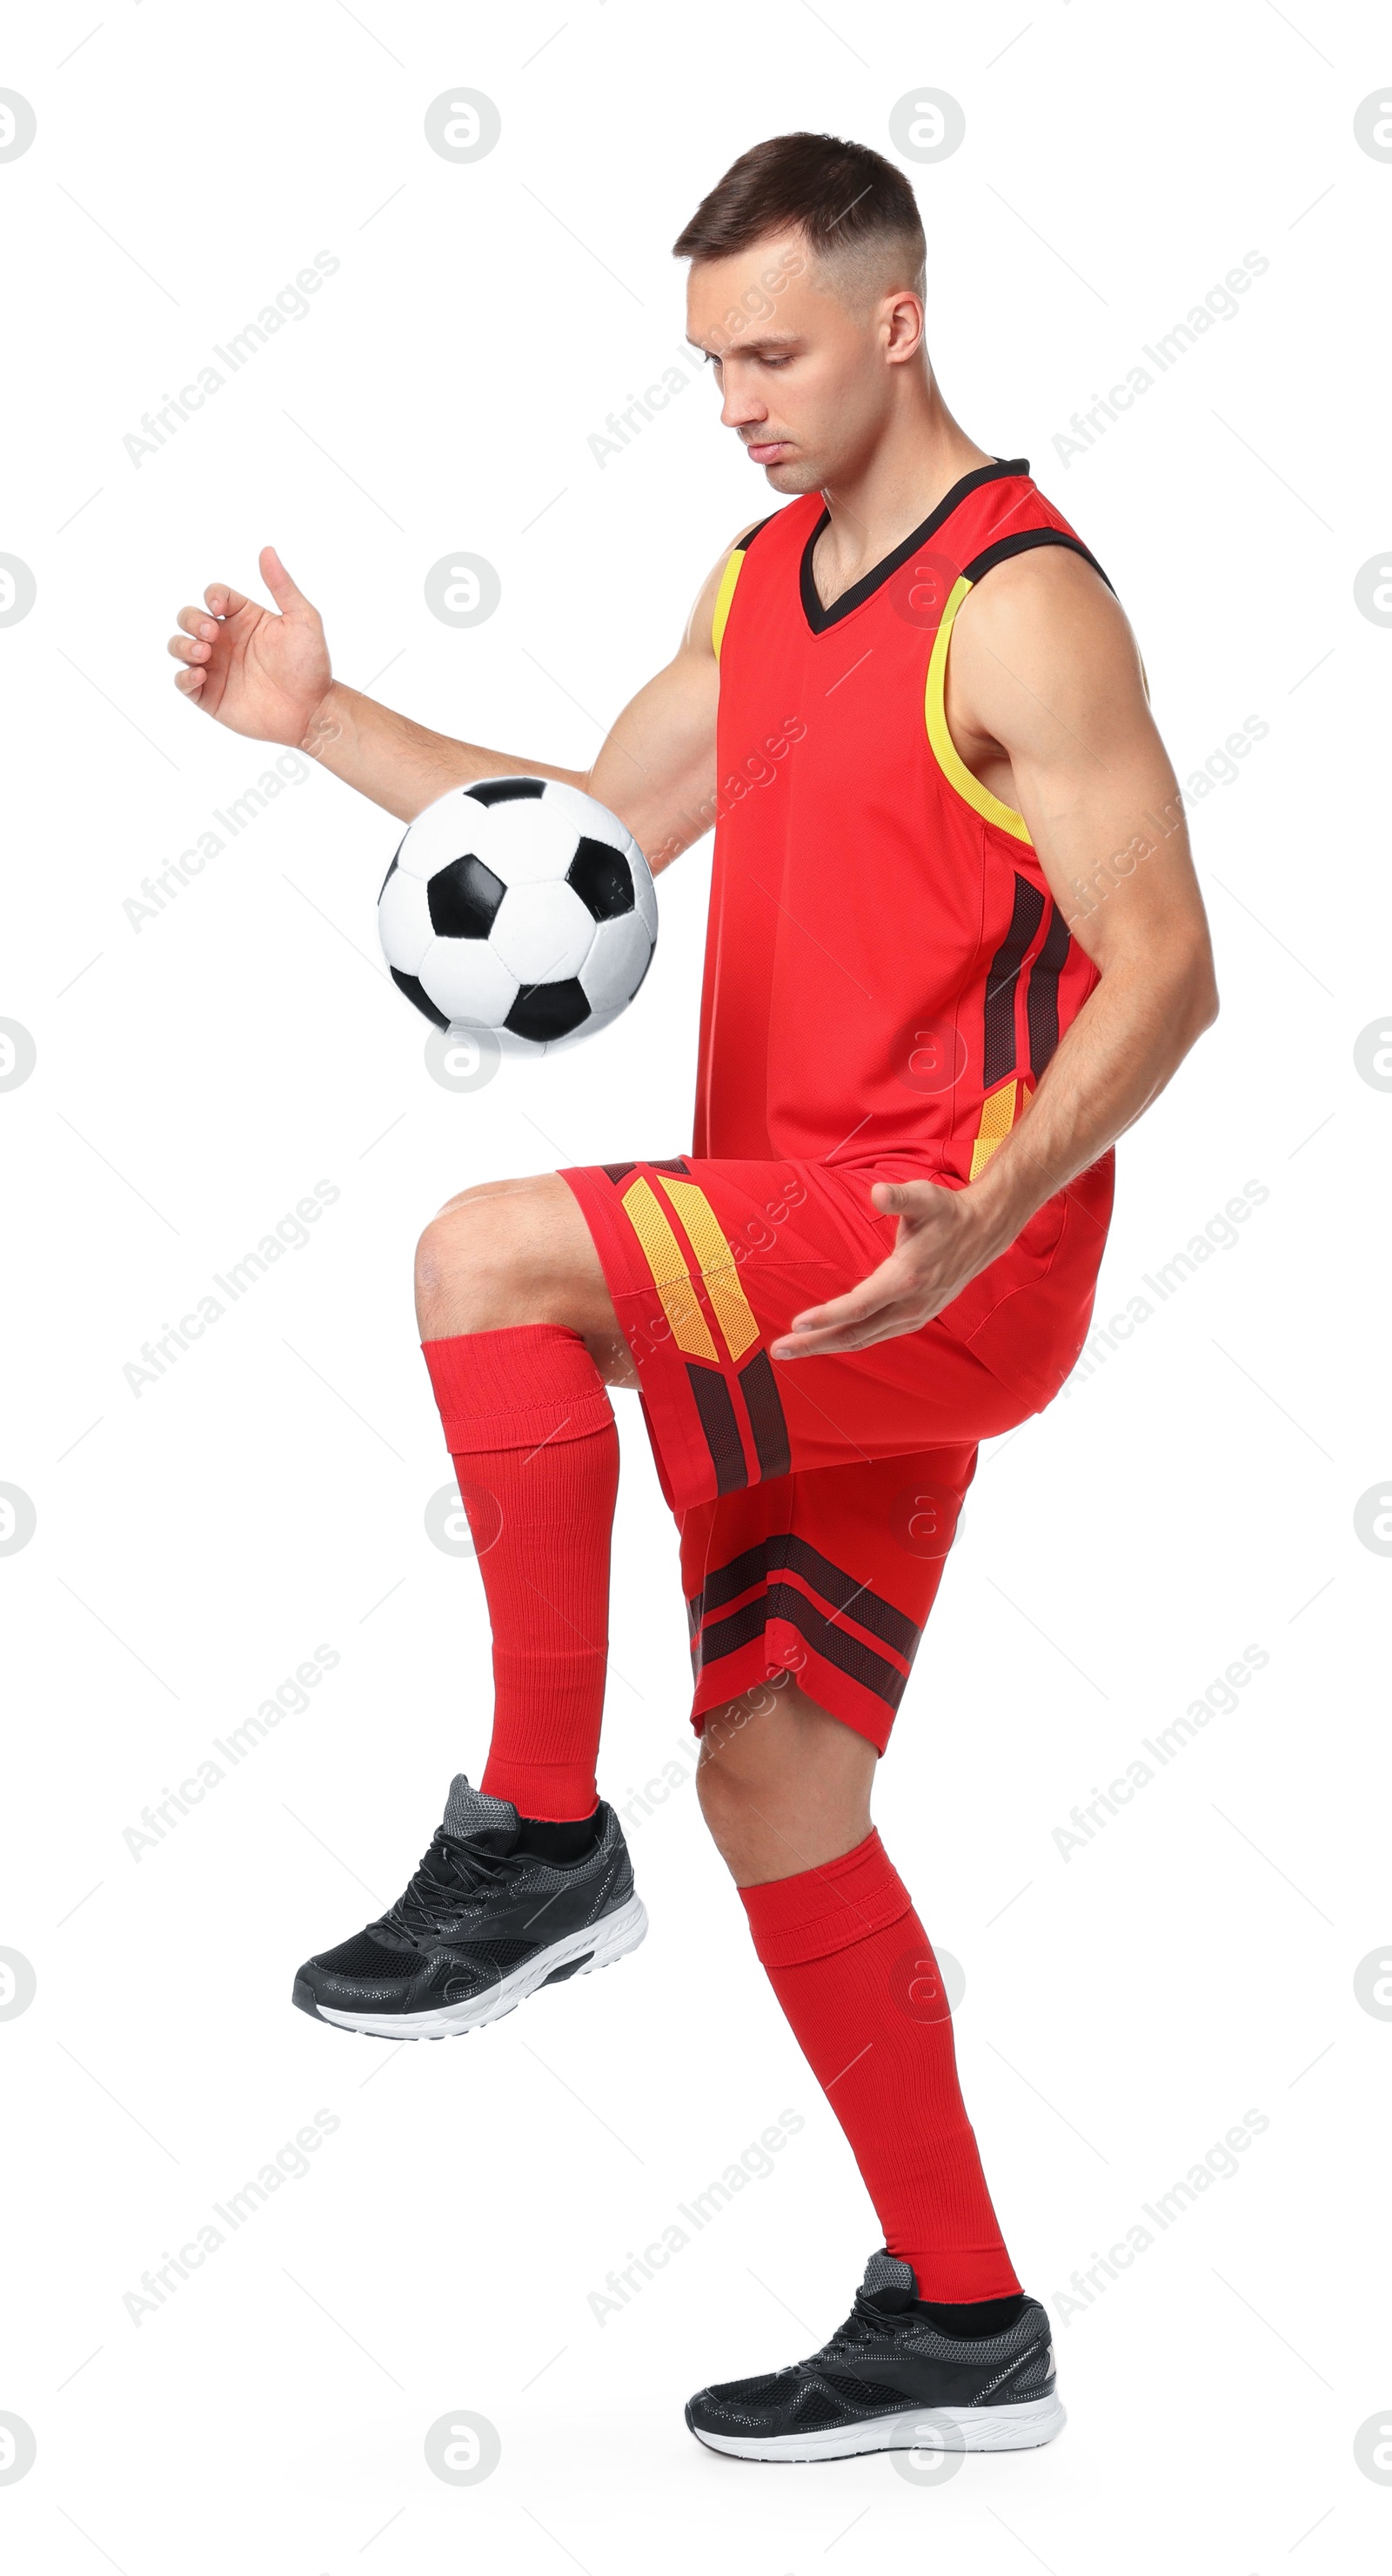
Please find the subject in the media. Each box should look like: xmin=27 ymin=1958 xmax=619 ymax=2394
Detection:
xmin=690 ymin=2392 xmax=1066 ymax=2462
xmin=312 ymin=1892 xmax=648 ymax=2040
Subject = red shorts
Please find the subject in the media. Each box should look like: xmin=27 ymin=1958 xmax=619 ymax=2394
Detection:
xmin=562 ymin=1154 xmax=1098 ymax=1755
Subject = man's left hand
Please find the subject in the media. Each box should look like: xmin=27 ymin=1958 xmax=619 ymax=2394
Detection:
xmin=769 ymin=1180 xmax=1004 ymax=1359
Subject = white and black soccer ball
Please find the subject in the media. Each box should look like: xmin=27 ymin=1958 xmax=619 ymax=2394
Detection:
xmin=377 ymin=776 xmax=657 ymax=1051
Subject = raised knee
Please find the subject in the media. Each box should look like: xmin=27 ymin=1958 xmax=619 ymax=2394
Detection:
xmin=414 ymin=1197 xmax=477 ymax=1306
xmin=413 ymin=1182 xmax=532 ymax=1326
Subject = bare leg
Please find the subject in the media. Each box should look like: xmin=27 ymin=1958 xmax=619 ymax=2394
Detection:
xmin=414 ymin=1172 xmax=634 ymax=1384
xmin=696 ymin=1677 xmax=878 ymax=1884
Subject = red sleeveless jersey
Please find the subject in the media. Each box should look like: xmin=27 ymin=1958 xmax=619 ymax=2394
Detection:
xmin=698 ymin=458 xmax=1111 ymax=1178
xmin=693 ymin=456 xmax=1115 ymax=1388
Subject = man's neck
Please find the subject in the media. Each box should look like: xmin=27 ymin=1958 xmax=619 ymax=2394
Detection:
xmin=812 ymin=387 xmax=995 ymax=607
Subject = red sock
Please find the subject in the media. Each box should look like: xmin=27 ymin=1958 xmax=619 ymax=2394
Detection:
xmin=740 ymin=1830 xmax=1021 ymax=2302
xmin=422 ymin=1325 xmax=619 ymax=1821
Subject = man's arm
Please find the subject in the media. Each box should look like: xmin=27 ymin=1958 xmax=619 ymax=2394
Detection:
xmin=167 ymin=538 xmax=743 ymax=873
xmin=773 ymin=544 xmax=1218 ymax=1358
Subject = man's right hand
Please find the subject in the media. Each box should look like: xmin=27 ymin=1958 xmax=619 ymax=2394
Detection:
xmin=167 ymin=545 xmax=331 ymax=748
xmin=162 ymin=525 xmax=733 ymax=853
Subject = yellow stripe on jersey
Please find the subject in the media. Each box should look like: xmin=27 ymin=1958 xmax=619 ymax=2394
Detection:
xmin=711 ymin=545 xmax=747 ymax=664
xmin=925 ymin=576 xmax=1034 ymax=846
xmin=656 ymin=1175 xmax=761 ymax=1361
xmin=619 ymin=1177 xmax=719 ymax=1362
xmin=968 ymin=1079 xmax=1020 ymax=1180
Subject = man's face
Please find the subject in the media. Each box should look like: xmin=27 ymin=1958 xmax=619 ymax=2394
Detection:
xmin=686 ymin=230 xmax=920 ymax=493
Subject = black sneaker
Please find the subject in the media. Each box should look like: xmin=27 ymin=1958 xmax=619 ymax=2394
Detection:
xmin=686 ymin=2251 xmax=1063 ymax=2461
xmin=292 ymin=1776 xmax=646 ymax=2039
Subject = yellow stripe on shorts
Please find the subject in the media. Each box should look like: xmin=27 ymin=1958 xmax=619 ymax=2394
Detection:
xmin=656 ymin=1175 xmax=761 ymax=1362
xmin=619 ymin=1177 xmax=719 ymax=1362
xmin=968 ymin=1079 xmax=1019 ymax=1180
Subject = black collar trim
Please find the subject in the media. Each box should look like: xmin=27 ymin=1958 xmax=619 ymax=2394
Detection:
xmin=799 ymin=457 xmax=1030 ymax=633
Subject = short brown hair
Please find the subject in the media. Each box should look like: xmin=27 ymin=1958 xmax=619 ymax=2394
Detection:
xmin=673 ymin=131 xmax=925 ymax=286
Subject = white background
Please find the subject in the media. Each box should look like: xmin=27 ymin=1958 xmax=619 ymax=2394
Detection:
xmin=2 ymin=2 xmax=1389 ymax=2568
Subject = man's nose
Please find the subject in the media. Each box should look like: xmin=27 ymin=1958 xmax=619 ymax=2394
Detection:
xmin=721 ymin=382 xmax=767 ymax=431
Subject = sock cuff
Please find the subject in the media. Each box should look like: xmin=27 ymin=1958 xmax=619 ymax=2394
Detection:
xmin=739 ymin=1829 xmax=913 ymax=1968
xmin=421 ymin=1323 xmax=614 ymax=1454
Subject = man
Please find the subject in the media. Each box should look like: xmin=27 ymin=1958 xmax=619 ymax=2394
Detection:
xmin=167 ymin=132 xmax=1215 ymax=2462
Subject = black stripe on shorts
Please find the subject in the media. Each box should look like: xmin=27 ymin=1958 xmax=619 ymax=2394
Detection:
xmin=688 ymin=1533 xmax=919 ymax=1661
xmin=686 ymin=1364 xmax=747 ymax=1495
xmin=695 ymin=1582 xmax=911 ymax=1711
xmin=737 ymin=1349 xmax=791 ymax=1482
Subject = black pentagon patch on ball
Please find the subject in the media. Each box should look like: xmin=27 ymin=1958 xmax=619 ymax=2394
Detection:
xmin=566 ymin=835 xmax=634 ymax=921
xmin=390 ymin=967 xmax=449 ymax=1029
xmin=427 ymin=853 xmax=506 ymax=939
xmin=466 ymin=777 xmax=545 ymax=806
xmin=378 ymin=843 xmax=403 ymax=900
xmin=505 ymin=979 xmax=592 ymax=1042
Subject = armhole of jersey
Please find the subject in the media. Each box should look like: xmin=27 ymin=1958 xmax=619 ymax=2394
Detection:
xmin=925 ymin=576 xmax=1034 ymax=845
xmin=711 ymin=514 xmax=775 ymax=663
xmin=923 ymin=528 xmax=1117 ymax=846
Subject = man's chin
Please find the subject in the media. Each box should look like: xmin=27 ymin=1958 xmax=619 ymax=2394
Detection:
xmin=754 ymin=454 xmax=821 ymax=494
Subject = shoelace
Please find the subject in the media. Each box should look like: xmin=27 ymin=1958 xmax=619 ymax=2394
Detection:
xmin=810 ymin=2291 xmax=908 ymax=2365
xmin=813 ymin=2291 xmax=1031 ymax=2372
xmin=375 ymin=1832 xmax=522 ymax=1946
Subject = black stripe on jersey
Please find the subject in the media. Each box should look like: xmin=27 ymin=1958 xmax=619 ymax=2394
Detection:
xmin=686 ymin=1363 xmax=748 ymax=1495
xmin=1026 ymin=904 xmax=1072 ymax=1077
xmin=737 ymin=513 xmax=778 ymax=554
xmin=695 ymin=1582 xmax=912 ymax=1710
xmin=800 ymin=458 xmax=1031 ymax=634
xmin=736 ymin=1349 xmax=792 ymax=1482
xmin=962 ymin=526 xmax=1115 ymax=597
xmin=984 ymin=874 xmax=1045 ymax=1087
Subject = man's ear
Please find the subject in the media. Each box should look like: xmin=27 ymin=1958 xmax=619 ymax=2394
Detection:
xmin=883 ymin=291 xmax=926 ymax=364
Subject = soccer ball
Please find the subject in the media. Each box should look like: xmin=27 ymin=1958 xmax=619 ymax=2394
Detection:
xmin=377 ymin=776 xmax=657 ymax=1051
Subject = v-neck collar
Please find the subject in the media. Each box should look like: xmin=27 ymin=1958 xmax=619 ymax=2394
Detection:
xmin=798 ymin=457 xmax=1029 ymax=633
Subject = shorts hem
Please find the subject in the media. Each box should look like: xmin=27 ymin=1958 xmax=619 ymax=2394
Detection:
xmin=689 ymin=1637 xmax=899 ymax=1756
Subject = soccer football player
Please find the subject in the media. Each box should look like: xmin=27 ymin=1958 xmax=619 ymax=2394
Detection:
xmin=167 ymin=133 xmax=1216 ymax=2460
